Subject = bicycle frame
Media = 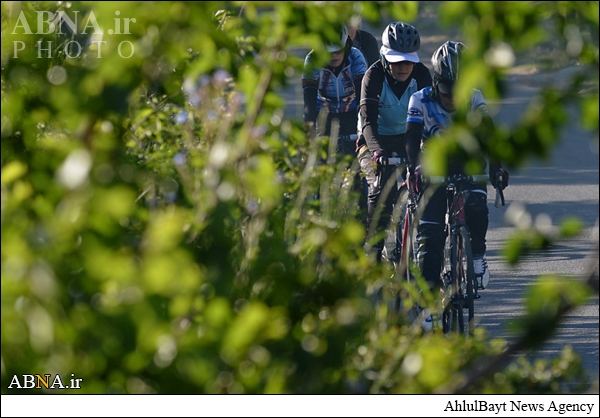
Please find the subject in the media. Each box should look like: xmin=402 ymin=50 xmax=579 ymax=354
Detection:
xmin=374 ymin=157 xmax=424 ymax=325
xmin=386 ymin=169 xmax=504 ymax=334
xmin=386 ymin=157 xmax=411 ymax=266
xmin=371 ymin=156 xmax=412 ymax=322
xmin=432 ymin=173 xmax=488 ymax=335
xmin=396 ymin=169 xmax=419 ymax=281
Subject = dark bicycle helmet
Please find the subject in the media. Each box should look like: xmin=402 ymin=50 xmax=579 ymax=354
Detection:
xmin=431 ymin=41 xmax=466 ymax=94
xmin=380 ymin=22 xmax=420 ymax=64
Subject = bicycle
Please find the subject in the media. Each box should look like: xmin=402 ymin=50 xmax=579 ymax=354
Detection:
xmin=383 ymin=158 xmax=426 ymax=325
xmin=372 ymin=156 xmax=420 ymax=323
xmin=388 ymin=159 xmax=419 ymax=279
xmin=425 ymin=173 xmax=505 ymax=336
xmin=377 ymin=156 xmax=410 ymax=267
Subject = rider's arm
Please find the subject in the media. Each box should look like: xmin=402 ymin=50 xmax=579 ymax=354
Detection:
xmin=301 ymin=52 xmax=319 ymax=125
xmin=481 ymin=114 xmax=502 ymax=174
xmin=350 ymin=48 xmax=367 ymax=109
xmin=359 ymin=63 xmax=385 ymax=152
xmin=471 ymin=92 xmax=504 ymax=180
xmin=357 ymin=30 xmax=380 ymax=67
xmin=354 ymin=74 xmax=364 ymax=111
xmin=480 ymin=114 xmax=509 ymax=189
xmin=405 ymin=91 xmax=425 ymax=168
xmin=405 ymin=121 xmax=423 ymax=168
xmin=302 ymin=83 xmax=318 ymax=125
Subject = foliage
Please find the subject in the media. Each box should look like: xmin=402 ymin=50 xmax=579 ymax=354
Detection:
xmin=1 ymin=1 xmax=598 ymax=394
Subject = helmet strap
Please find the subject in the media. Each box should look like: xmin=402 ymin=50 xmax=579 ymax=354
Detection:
xmin=381 ymin=55 xmax=394 ymax=77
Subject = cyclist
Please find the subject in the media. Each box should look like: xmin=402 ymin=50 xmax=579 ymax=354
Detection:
xmin=302 ymin=24 xmax=368 ymax=157
xmin=356 ymin=21 xmax=432 ymax=262
xmin=404 ymin=41 xmax=509 ymax=328
xmin=346 ymin=15 xmax=381 ymax=224
xmin=347 ymin=15 xmax=380 ymax=67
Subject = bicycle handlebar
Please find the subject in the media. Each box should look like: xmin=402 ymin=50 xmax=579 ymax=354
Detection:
xmin=378 ymin=162 xmax=506 ymax=208
xmin=373 ymin=157 xmax=409 ymax=190
xmin=494 ymin=174 xmax=506 ymax=208
xmin=338 ymin=134 xmax=358 ymax=141
xmin=493 ymin=187 xmax=505 ymax=208
xmin=387 ymin=157 xmax=410 ymax=166
xmin=316 ymin=134 xmax=358 ymax=141
xmin=427 ymin=174 xmax=489 ymax=184
xmin=427 ymin=173 xmax=506 ymax=208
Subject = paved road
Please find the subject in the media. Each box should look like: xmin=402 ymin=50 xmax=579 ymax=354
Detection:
xmin=278 ymin=24 xmax=599 ymax=389
xmin=480 ymin=66 xmax=599 ymax=388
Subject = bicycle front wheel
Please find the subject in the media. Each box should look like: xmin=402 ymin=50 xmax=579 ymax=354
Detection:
xmin=443 ymin=225 xmax=475 ymax=336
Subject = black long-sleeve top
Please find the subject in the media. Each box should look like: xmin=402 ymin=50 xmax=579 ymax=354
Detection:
xmin=358 ymin=60 xmax=432 ymax=154
xmin=352 ymin=29 xmax=380 ymax=67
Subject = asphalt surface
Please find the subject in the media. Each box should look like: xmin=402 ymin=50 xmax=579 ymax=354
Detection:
xmin=480 ymin=66 xmax=599 ymax=389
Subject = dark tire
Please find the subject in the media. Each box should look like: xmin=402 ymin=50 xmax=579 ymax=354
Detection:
xmin=441 ymin=227 xmax=454 ymax=334
xmin=403 ymin=205 xmax=421 ymax=323
xmin=455 ymin=225 xmax=475 ymax=335
xmin=442 ymin=225 xmax=475 ymax=336
xmin=390 ymin=185 xmax=408 ymax=271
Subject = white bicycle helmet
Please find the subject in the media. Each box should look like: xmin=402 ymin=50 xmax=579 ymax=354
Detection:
xmin=326 ymin=25 xmax=350 ymax=52
xmin=380 ymin=22 xmax=420 ymax=63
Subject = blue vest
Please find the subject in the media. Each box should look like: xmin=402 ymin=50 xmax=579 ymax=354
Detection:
xmin=377 ymin=77 xmax=418 ymax=135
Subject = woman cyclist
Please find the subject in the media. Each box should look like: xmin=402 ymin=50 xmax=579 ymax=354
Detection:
xmin=356 ymin=21 xmax=432 ymax=262
xmin=404 ymin=41 xmax=509 ymax=329
xmin=302 ymin=24 xmax=368 ymax=157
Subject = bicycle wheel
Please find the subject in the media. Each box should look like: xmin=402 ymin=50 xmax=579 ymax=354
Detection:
xmin=389 ymin=184 xmax=408 ymax=269
xmin=448 ymin=225 xmax=475 ymax=336
xmin=383 ymin=184 xmax=408 ymax=320
xmin=400 ymin=199 xmax=422 ymax=323
xmin=441 ymin=228 xmax=456 ymax=334
xmin=384 ymin=184 xmax=420 ymax=324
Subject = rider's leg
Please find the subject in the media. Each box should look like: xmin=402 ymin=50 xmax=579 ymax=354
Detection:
xmin=415 ymin=186 xmax=447 ymax=291
xmin=337 ymin=139 xmax=369 ymax=228
xmin=415 ymin=186 xmax=447 ymax=330
xmin=358 ymin=176 xmax=369 ymax=229
xmin=465 ymin=186 xmax=490 ymax=289
xmin=358 ymin=147 xmax=394 ymax=262
xmin=465 ymin=188 xmax=489 ymax=257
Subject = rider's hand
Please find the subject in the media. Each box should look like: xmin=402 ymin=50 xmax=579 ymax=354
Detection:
xmin=408 ymin=164 xmax=424 ymax=194
xmin=372 ymin=149 xmax=389 ymax=173
xmin=493 ymin=168 xmax=509 ymax=190
xmin=303 ymin=121 xmax=316 ymax=139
